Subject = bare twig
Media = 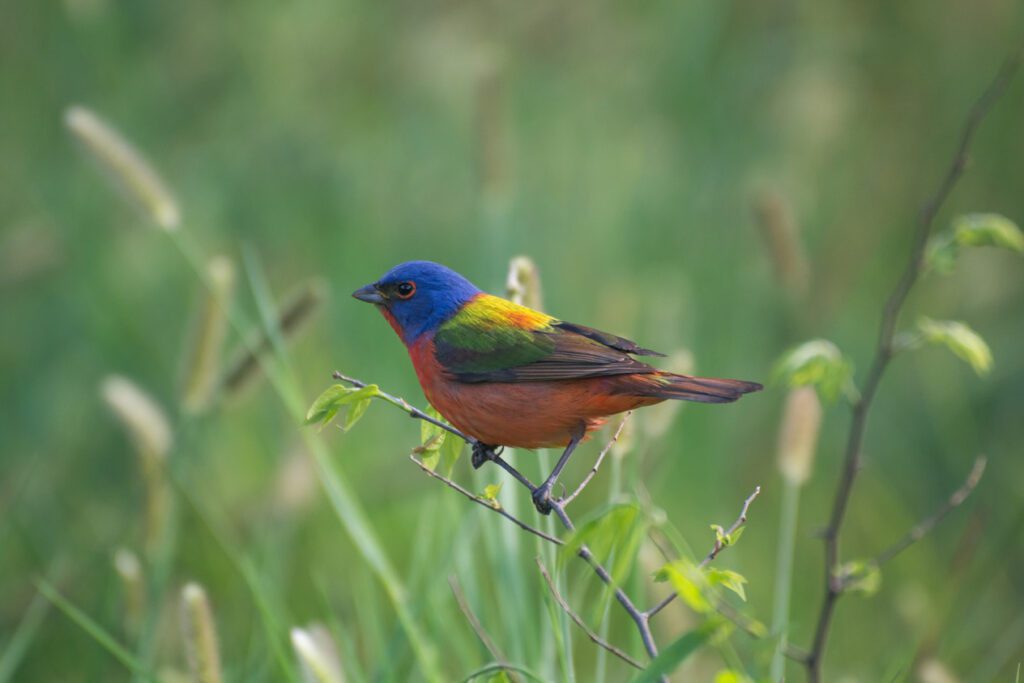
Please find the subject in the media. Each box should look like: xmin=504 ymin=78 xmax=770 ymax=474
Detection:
xmin=873 ymin=456 xmax=987 ymax=567
xmin=563 ymin=413 xmax=631 ymax=507
xmin=804 ymin=51 xmax=1021 ymax=682
xmin=700 ymin=486 xmax=762 ymax=569
xmin=409 ymin=455 xmax=562 ymax=545
xmin=645 ymin=486 xmax=761 ymax=619
xmin=449 ymin=575 xmax=518 ymax=681
xmin=535 ymin=557 xmax=644 ymax=670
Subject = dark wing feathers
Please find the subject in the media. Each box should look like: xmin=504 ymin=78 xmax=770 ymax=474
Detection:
xmin=552 ymin=321 xmax=666 ymax=357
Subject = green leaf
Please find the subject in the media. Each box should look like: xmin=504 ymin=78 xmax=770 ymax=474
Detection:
xmin=927 ymin=213 xmax=1023 ymax=273
xmin=439 ymin=428 xmax=464 ymax=476
xmin=713 ymin=670 xmax=753 ymax=683
xmin=916 ymin=318 xmax=993 ymax=375
xmin=418 ymin=439 xmax=442 ymax=472
xmin=953 ymin=213 xmax=1024 ymax=251
xmin=629 ymin=619 xmax=729 ymax=683
xmin=481 ymin=483 xmax=502 ymax=509
xmin=772 ymin=339 xmax=856 ymax=403
xmin=710 ymin=524 xmax=745 ymax=548
xmin=705 ymin=568 xmax=748 ymax=602
xmin=414 ymin=407 xmax=463 ymax=474
xmin=925 ymin=233 xmax=959 ymax=273
xmin=560 ymin=504 xmax=646 ymax=586
xmin=304 ymin=384 xmax=380 ymax=430
xmin=344 ymin=395 xmax=373 ymax=431
xmin=836 ymin=560 xmax=881 ymax=597
xmin=420 ymin=407 xmax=447 ymax=447
xmin=657 ymin=560 xmax=712 ymax=614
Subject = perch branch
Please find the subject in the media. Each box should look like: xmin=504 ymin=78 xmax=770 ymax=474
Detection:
xmin=336 ymin=371 xmax=538 ymax=489
xmin=342 ymin=371 xmax=754 ymax=677
xmin=549 ymin=502 xmax=663 ymax=664
xmin=804 ymin=51 xmax=1021 ymax=682
xmin=334 ymin=371 xmax=469 ymax=440
xmin=409 ymin=454 xmax=562 ymax=545
xmin=872 ymin=455 xmax=986 ymax=568
xmin=645 ymin=486 xmax=761 ymax=618
xmin=536 ymin=557 xmax=644 ymax=670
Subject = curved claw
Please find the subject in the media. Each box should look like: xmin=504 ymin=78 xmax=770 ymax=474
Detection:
xmin=471 ymin=441 xmax=500 ymax=470
xmin=532 ymin=485 xmax=555 ymax=515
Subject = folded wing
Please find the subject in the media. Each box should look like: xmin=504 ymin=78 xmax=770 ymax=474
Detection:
xmin=433 ymin=295 xmax=662 ymax=383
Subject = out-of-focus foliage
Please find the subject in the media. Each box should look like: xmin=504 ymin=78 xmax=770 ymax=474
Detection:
xmin=2 ymin=1 xmax=1024 ymax=682
xmin=771 ymin=339 xmax=856 ymax=403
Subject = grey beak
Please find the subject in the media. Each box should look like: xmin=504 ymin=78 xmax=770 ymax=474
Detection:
xmin=352 ymin=283 xmax=386 ymax=305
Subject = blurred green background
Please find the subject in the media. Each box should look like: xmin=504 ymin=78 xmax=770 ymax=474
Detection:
xmin=2 ymin=1 xmax=1024 ymax=681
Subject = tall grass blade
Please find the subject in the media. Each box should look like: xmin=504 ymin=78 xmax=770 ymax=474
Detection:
xmin=0 ymin=591 xmax=49 ymax=683
xmin=35 ymin=578 xmax=160 ymax=681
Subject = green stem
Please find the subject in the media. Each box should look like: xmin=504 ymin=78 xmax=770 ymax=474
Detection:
xmin=770 ymin=481 xmax=800 ymax=681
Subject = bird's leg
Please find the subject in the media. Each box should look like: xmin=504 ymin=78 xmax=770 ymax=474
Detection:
xmin=532 ymin=423 xmax=586 ymax=515
xmin=471 ymin=440 xmax=537 ymax=490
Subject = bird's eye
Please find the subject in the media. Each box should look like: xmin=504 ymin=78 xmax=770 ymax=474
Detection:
xmin=396 ymin=281 xmax=416 ymax=299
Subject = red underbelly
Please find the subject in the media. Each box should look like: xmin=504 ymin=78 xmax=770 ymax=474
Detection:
xmin=421 ymin=376 xmax=660 ymax=449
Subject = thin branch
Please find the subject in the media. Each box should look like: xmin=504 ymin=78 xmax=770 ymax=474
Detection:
xmin=409 ymin=455 xmax=563 ymax=546
xmin=535 ymin=557 xmax=644 ymax=670
xmin=334 ymin=371 xmax=470 ymax=441
xmin=804 ymin=50 xmax=1021 ymax=683
xmin=449 ymin=575 xmax=518 ymax=681
xmin=345 ymin=371 xmax=723 ymax=678
xmin=563 ymin=413 xmax=631 ymax=507
xmin=336 ymin=371 xmax=541 ymax=490
xmin=645 ymin=486 xmax=761 ymax=619
xmin=872 ymin=455 xmax=987 ymax=568
xmin=700 ymin=486 xmax=762 ymax=569
xmin=550 ymin=503 xmax=663 ymax=665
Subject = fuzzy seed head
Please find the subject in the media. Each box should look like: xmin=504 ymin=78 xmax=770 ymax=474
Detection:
xmin=180 ymin=582 xmax=223 ymax=683
xmin=65 ymin=105 xmax=180 ymax=230
xmin=291 ymin=626 xmax=345 ymax=683
xmin=101 ymin=375 xmax=171 ymax=460
xmin=505 ymin=256 xmax=544 ymax=311
xmin=776 ymin=386 xmax=822 ymax=486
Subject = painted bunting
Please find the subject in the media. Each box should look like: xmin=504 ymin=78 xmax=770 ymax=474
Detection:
xmin=353 ymin=261 xmax=761 ymax=513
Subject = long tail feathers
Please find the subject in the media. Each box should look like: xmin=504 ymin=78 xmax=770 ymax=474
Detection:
xmin=632 ymin=372 xmax=763 ymax=404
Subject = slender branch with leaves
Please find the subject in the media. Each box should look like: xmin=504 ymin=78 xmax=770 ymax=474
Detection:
xmin=768 ymin=50 xmax=1023 ymax=681
xmin=308 ymin=365 xmax=762 ymax=680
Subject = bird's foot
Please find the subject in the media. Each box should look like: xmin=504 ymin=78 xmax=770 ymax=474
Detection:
xmin=531 ymin=484 xmax=556 ymax=515
xmin=471 ymin=441 xmax=503 ymax=470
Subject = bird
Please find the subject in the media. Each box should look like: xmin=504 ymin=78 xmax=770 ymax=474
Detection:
xmin=352 ymin=260 xmax=762 ymax=513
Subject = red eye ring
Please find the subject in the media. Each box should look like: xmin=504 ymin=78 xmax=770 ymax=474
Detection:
xmin=396 ymin=281 xmax=416 ymax=299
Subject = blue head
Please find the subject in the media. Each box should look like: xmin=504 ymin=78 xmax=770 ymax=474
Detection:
xmin=353 ymin=261 xmax=481 ymax=343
